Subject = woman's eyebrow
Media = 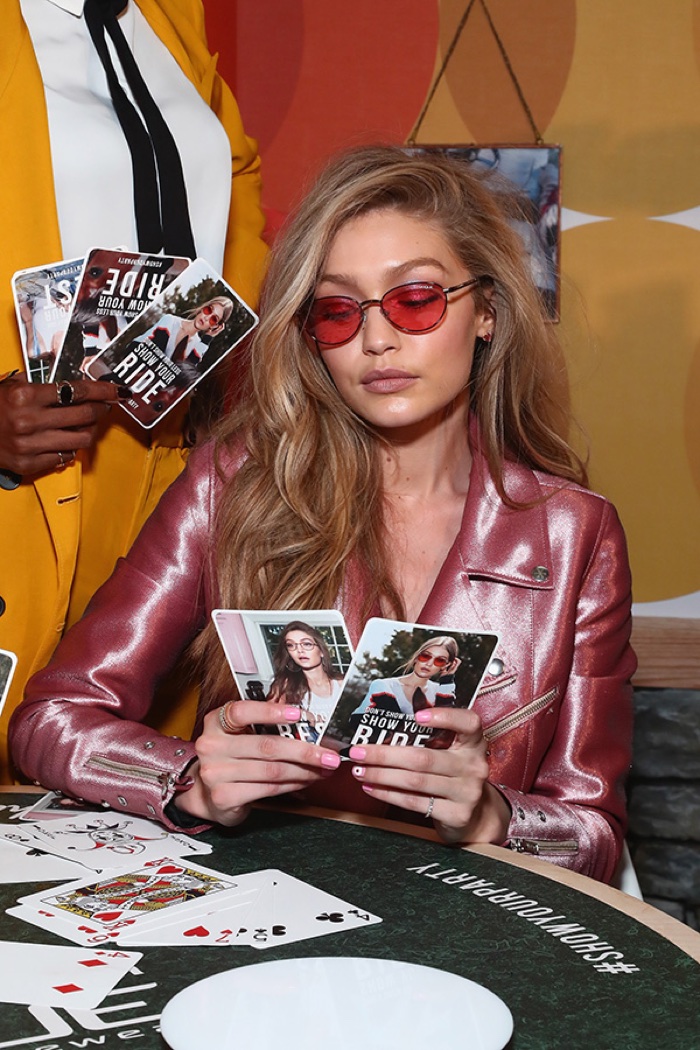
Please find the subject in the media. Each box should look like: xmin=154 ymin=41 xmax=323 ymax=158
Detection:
xmin=318 ymin=256 xmax=450 ymax=287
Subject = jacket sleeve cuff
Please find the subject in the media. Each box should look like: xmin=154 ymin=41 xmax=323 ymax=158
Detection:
xmin=82 ymin=738 xmax=210 ymax=834
xmin=495 ymin=784 xmax=580 ymax=857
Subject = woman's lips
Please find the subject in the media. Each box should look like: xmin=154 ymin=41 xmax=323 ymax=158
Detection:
xmin=360 ymin=369 xmax=417 ymax=393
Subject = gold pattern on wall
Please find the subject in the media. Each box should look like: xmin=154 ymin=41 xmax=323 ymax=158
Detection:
xmin=553 ymin=3 xmax=700 ymax=215
xmin=435 ymin=0 xmax=576 ymax=142
xmin=222 ymin=0 xmax=700 ymax=612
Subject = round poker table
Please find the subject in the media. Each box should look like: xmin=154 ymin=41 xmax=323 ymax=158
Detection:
xmin=0 ymin=795 xmax=698 ymax=1049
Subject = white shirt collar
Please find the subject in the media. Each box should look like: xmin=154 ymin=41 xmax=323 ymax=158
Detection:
xmin=45 ymin=0 xmax=87 ymax=16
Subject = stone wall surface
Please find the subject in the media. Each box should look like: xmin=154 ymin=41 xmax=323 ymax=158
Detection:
xmin=628 ymin=688 xmax=700 ymax=929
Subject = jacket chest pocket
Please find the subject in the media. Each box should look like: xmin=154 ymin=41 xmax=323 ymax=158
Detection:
xmin=482 ymin=685 xmax=559 ymax=741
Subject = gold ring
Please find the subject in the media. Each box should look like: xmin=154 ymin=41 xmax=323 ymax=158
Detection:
xmin=56 ymin=380 xmax=76 ymax=406
xmin=425 ymin=796 xmax=435 ymax=820
xmin=218 ymin=702 xmax=240 ymax=734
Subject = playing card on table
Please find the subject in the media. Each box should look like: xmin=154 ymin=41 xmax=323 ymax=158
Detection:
xmin=236 ymin=870 xmax=382 ymax=950
xmin=17 ymin=812 xmax=212 ymax=871
xmin=12 ymin=857 xmax=261 ymax=947
xmin=20 ymin=790 xmax=103 ymax=821
xmin=0 ymin=940 xmax=141 ymax=1009
xmin=115 ymin=883 xmax=263 ymax=946
xmin=0 ymin=835 xmax=86 ymax=883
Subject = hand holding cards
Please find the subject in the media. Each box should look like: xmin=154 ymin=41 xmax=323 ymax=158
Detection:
xmin=319 ymin=618 xmax=499 ymax=753
xmin=12 ymin=249 xmax=258 ymax=430
xmin=211 ymin=610 xmax=498 ymax=753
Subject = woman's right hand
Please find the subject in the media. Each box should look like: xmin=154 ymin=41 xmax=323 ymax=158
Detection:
xmin=174 ymin=701 xmax=342 ymax=826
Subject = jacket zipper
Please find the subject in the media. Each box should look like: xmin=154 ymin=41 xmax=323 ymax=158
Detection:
xmin=476 ymin=674 xmax=517 ymax=698
xmin=510 ymin=837 xmax=579 ymax=856
xmin=86 ymin=755 xmax=180 ymax=800
xmin=483 ymin=686 xmax=558 ymax=742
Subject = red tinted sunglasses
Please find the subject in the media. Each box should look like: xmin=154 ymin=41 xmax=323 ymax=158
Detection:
xmin=303 ymin=278 xmax=480 ymax=347
xmin=415 ymin=651 xmax=450 ymax=668
xmin=201 ymin=304 xmax=224 ymax=327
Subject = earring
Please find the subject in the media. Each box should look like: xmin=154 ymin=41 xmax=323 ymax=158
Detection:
xmin=481 ymin=330 xmax=493 ymax=344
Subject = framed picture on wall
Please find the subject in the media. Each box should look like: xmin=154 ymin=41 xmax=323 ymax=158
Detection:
xmin=405 ymin=145 xmax=562 ymax=321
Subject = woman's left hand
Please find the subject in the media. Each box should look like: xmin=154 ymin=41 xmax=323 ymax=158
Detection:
xmin=348 ymin=707 xmax=511 ymax=846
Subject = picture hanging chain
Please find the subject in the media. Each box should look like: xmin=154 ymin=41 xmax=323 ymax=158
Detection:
xmin=407 ymin=0 xmax=543 ymax=145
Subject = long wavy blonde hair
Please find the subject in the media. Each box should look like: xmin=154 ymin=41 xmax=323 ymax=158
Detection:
xmin=195 ymin=145 xmax=586 ymax=704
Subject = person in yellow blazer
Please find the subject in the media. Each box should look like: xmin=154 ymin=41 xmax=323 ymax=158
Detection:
xmin=0 ymin=0 xmax=268 ymax=781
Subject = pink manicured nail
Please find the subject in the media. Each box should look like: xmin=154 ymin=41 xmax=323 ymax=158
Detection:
xmin=415 ymin=710 xmax=432 ymax=723
xmin=352 ymin=765 xmax=365 ymax=778
xmin=362 ymin=785 xmax=375 ymax=794
xmin=321 ymin=752 xmax=341 ymax=769
xmin=283 ymin=706 xmax=301 ymax=720
xmin=348 ymin=746 xmax=367 ymax=760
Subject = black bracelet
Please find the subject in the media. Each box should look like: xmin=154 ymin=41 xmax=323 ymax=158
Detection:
xmin=0 ymin=470 xmax=21 ymax=491
xmin=163 ymin=796 xmax=205 ymax=829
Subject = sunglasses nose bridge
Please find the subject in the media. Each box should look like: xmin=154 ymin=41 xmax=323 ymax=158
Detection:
xmin=357 ymin=295 xmax=401 ymax=343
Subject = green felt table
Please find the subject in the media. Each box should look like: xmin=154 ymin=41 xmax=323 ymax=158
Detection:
xmin=0 ymin=795 xmax=699 ymax=1049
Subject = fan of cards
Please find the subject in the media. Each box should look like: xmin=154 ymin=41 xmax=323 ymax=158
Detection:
xmin=12 ymin=247 xmax=258 ymax=427
xmin=1 ymin=795 xmax=381 ymax=954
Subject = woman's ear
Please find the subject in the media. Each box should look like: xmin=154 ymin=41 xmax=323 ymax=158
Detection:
xmin=478 ymin=304 xmax=497 ymax=342
xmin=476 ymin=278 xmax=496 ymax=341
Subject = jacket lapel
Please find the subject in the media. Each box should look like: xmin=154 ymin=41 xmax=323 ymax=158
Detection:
xmin=419 ymin=446 xmax=554 ymax=688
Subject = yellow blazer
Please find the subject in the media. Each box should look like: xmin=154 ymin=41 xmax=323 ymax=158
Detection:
xmin=0 ymin=0 xmax=267 ymax=780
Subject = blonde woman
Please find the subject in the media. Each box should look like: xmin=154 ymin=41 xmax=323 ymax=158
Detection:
xmin=354 ymin=637 xmax=460 ymax=718
xmin=11 ymin=146 xmax=635 ymax=882
xmin=136 ymin=296 xmax=234 ymax=364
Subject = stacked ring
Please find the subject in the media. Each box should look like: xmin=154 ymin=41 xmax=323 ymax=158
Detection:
xmin=425 ymin=796 xmax=435 ymax=820
xmin=56 ymin=380 xmax=76 ymax=406
xmin=218 ymin=702 xmax=240 ymax=734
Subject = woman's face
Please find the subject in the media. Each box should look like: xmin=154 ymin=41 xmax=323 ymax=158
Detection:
xmin=194 ymin=303 xmax=225 ymax=333
xmin=312 ymin=210 xmax=493 ymax=437
xmin=284 ymin=630 xmax=322 ymax=671
xmin=411 ymin=644 xmax=452 ymax=678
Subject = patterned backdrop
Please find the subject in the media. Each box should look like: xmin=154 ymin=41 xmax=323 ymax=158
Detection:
xmin=204 ymin=0 xmax=700 ymax=617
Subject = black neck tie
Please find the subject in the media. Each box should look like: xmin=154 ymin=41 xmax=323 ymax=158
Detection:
xmin=83 ymin=0 xmax=197 ymax=259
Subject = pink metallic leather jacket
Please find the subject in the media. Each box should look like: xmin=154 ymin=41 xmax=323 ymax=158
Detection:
xmin=9 ymin=440 xmax=635 ymax=883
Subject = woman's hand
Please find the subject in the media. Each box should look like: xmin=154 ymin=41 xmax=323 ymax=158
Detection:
xmin=0 ymin=375 xmax=128 ymax=476
xmin=175 ymin=700 xmax=342 ymax=827
xmin=348 ymin=707 xmax=511 ymax=846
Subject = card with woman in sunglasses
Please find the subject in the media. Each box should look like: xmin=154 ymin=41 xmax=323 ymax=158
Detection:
xmin=319 ymin=619 xmax=499 ymax=754
xmin=85 ymin=258 xmax=258 ymax=428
